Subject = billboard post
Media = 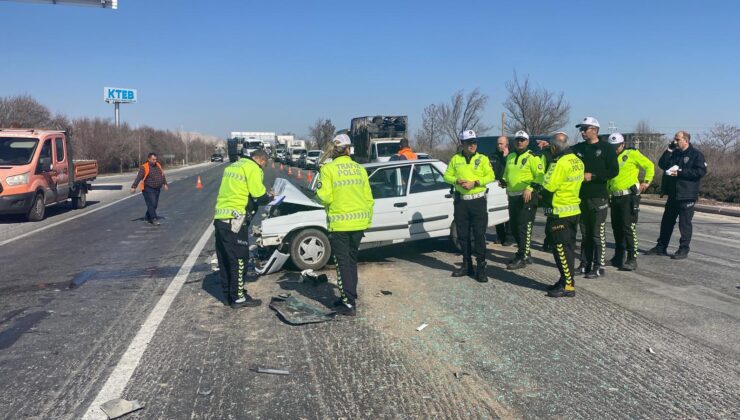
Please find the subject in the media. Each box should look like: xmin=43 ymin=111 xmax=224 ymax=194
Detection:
xmin=104 ymin=87 xmax=137 ymax=127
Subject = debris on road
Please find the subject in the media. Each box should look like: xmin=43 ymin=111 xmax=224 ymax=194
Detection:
xmin=454 ymin=372 xmax=470 ymax=379
xmin=416 ymin=323 xmax=429 ymax=332
xmin=254 ymin=367 xmax=290 ymax=376
xmin=269 ymin=295 xmax=336 ymax=325
xmin=197 ymin=387 xmax=212 ymax=396
xmin=647 ymin=347 xmax=656 ymax=354
xmin=100 ymin=398 xmax=145 ymax=419
xmin=301 ymin=269 xmax=328 ymax=285
xmin=380 ymin=290 xmax=393 ymax=295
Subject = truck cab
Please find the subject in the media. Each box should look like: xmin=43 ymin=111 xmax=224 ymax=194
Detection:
xmin=0 ymin=129 xmax=97 ymax=221
xmin=350 ymin=115 xmax=407 ymax=163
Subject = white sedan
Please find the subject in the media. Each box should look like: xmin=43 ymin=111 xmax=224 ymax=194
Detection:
xmin=252 ymin=160 xmax=509 ymax=273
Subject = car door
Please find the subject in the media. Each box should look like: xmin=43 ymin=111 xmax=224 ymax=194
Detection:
xmin=52 ymin=136 xmax=70 ymax=200
xmin=406 ymin=162 xmax=454 ymax=238
xmin=363 ymin=165 xmax=412 ymax=243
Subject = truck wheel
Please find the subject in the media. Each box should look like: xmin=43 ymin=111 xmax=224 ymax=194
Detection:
xmin=289 ymin=228 xmax=331 ymax=271
xmin=27 ymin=192 xmax=45 ymax=222
xmin=72 ymin=191 xmax=87 ymax=209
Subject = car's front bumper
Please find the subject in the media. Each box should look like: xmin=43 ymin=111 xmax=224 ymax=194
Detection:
xmin=0 ymin=191 xmax=35 ymax=215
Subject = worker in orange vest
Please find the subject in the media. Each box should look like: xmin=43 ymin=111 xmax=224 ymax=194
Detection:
xmin=130 ymin=152 xmax=169 ymax=225
xmin=390 ymin=138 xmax=418 ymax=161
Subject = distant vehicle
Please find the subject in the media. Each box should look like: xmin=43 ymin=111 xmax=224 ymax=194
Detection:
xmin=350 ymin=115 xmax=407 ymax=163
xmin=0 ymin=129 xmax=98 ymax=221
xmin=295 ymin=151 xmax=308 ymax=169
xmin=226 ymin=137 xmax=240 ymax=162
xmin=288 ymin=148 xmax=306 ymax=166
xmin=241 ymin=140 xmax=264 ymax=157
xmin=210 ymin=153 xmax=224 ymax=162
xmin=252 ymin=159 xmax=509 ymax=273
xmin=416 ymin=152 xmax=430 ymax=159
xmin=304 ymin=150 xmax=322 ymax=169
xmin=276 ymin=149 xmax=287 ymax=163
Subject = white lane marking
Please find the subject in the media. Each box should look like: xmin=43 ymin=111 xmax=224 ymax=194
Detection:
xmin=0 ymin=194 xmax=138 ymax=247
xmin=81 ymin=223 xmax=214 ymax=419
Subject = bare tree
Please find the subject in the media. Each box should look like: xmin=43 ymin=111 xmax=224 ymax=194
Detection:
xmin=438 ymin=88 xmax=492 ymax=146
xmin=702 ymin=122 xmax=740 ymax=153
xmin=503 ymin=73 xmax=570 ymax=136
xmin=414 ymin=104 xmax=442 ymax=153
xmin=308 ymin=118 xmax=336 ymax=150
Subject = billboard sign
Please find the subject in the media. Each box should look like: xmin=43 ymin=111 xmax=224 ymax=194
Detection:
xmin=104 ymin=87 xmax=137 ymax=104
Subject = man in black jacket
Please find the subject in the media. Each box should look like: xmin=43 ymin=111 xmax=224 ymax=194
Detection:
xmin=490 ymin=136 xmax=511 ymax=246
xmin=645 ymin=131 xmax=707 ymax=259
xmin=572 ymin=117 xmax=619 ymax=279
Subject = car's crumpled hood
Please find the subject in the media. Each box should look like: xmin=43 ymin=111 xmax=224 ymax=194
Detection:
xmin=272 ymin=178 xmax=324 ymax=209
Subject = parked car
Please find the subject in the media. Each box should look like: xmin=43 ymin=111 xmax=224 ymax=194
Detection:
xmin=288 ymin=148 xmax=306 ymax=166
xmin=210 ymin=153 xmax=224 ymax=162
xmin=295 ymin=151 xmax=307 ymax=169
xmin=0 ymin=129 xmax=97 ymax=221
xmin=252 ymin=159 xmax=509 ymax=273
xmin=304 ymin=150 xmax=322 ymax=169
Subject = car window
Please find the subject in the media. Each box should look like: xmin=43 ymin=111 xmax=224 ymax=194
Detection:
xmin=54 ymin=137 xmax=65 ymax=162
xmin=369 ymin=166 xmax=410 ymax=199
xmin=39 ymin=139 xmax=52 ymax=160
xmin=409 ymin=164 xmax=448 ymax=194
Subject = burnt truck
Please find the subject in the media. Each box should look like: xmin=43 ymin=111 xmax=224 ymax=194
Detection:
xmin=226 ymin=137 xmax=241 ymax=162
xmin=350 ymin=116 xmax=407 ymax=163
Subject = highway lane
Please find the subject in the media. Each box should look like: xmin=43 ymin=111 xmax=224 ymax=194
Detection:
xmin=0 ymin=162 xmax=226 ymax=418
xmin=0 ymin=161 xmax=738 ymax=418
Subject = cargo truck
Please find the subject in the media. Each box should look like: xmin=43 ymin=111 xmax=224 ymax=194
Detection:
xmin=0 ymin=129 xmax=98 ymax=221
xmin=350 ymin=116 xmax=407 ymax=163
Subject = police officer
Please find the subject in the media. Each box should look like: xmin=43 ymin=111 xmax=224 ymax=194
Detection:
xmin=535 ymin=132 xmax=584 ymax=297
xmin=444 ymin=130 xmax=495 ymax=283
xmin=536 ymin=138 xmax=554 ymax=252
xmin=213 ymin=149 xmax=271 ymax=308
xmin=607 ymin=133 xmax=654 ymax=270
xmin=489 ymin=136 xmax=511 ymax=246
xmin=316 ymin=134 xmax=374 ymax=316
xmin=503 ymin=130 xmax=545 ymax=270
xmin=572 ymin=117 xmax=619 ymax=279
xmin=645 ymin=131 xmax=707 ymax=260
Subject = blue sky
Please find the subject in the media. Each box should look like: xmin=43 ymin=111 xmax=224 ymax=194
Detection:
xmin=1 ymin=0 xmax=738 ymax=139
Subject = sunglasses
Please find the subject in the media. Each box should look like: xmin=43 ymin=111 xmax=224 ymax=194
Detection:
xmin=515 ymin=138 xmax=528 ymax=141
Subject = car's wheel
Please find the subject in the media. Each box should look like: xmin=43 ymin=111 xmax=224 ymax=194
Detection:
xmin=289 ymin=228 xmax=332 ymax=270
xmin=27 ymin=192 xmax=45 ymax=222
xmin=449 ymin=222 xmax=461 ymax=252
xmin=72 ymin=190 xmax=86 ymax=209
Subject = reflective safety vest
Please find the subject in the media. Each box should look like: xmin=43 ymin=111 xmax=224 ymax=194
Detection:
xmin=397 ymin=147 xmax=417 ymax=160
xmin=139 ymin=162 xmax=164 ymax=191
xmin=608 ymin=148 xmax=655 ymax=193
xmin=316 ymin=155 xmax=374 ymax=232
xmin=214 ymin=157 xmax=266 ymax=220
xmin=503 ymin=149 xmax=545 ymax=193
xmin=542 ymin=151 xmax=584 ymax=218
xmin=444 ymin=152 xmax=495 ymax=195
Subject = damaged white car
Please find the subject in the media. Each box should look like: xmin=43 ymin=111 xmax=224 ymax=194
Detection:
xmin=252 ymin=160 xmax=509 ymax=274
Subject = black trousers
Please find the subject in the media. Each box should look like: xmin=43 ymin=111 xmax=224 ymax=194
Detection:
xmin=330 ymin=230 xmax=364 ymax=305
xmin=495 ymin=222 xmax=510 ymax=244
xmin=142 ymin=185 xmax=161 ymax=221
xmin=508 ymin=195 xmax=537 ymax=259
xmin=610 ymin=194 xmax=640 ymax=259
xmin=214 ymin=220 xmax=251 ymax=303
xmin=579 ymin=197 xmax=608 ymax=267
xmin=547 ymin=215 xmax=579 ymax=289
xmin=657 ymin=198 xmax=695 ymax=251
xmin=454 ymin=196 xmax=488 ymax=261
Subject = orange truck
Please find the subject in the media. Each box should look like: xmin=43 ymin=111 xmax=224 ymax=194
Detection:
xmin=0 ymin=129 xmax=98 ymax=221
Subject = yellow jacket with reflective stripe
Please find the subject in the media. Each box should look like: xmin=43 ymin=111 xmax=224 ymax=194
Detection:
xmin=214 ymin=157 xmax=266 ymax=219
xmin=543 ymin=151 xmax=584 ymax=218
xmin=608 ymin=148 xmax=655 ymax=193
xmin=443 ymin=152 xmax=495 ymax=195
xmin=503 ymin=149 xmax=545 ymax=192
xmin=316 ymin=155 xmax=374 ymax=232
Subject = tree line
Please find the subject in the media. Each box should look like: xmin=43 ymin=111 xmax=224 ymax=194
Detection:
xmin=0 ymin=95 xmax=219 ymax=174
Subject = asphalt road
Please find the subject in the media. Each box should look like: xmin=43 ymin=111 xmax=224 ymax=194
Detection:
xmin=0 ymin=161 xmax=738 ymax=419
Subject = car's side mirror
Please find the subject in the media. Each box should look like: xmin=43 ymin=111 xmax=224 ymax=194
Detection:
xmin=38 ymin=157 xmax=52 ymax=173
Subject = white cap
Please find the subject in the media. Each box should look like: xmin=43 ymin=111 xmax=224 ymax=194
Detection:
xmin=459 ymin=130 xmax=477 ymax=142
xmin=514 ymin=130 xmax=529 ymax=140
xmin=576 ymin=116 xmax=600 ymax=128
xmin=608 ymin=133 xmax=625 ymax=145
xmin=332 ymin=134 xmax=351 ymax=146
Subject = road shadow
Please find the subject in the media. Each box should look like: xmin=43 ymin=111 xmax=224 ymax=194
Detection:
xmin=91 ymin=184 xmax=123 ymax=190
xmin=0 ymin=201 xmax=102 ymax=224
xmin=201 ymin=271 xmax=227 ymax=304
xmin=487 ymin=264 xmax=552 ymax=291
xmin=362 ymin=238 xmax=459 ymax=272
xmin=276 ymin=271 xmax=339 ymax=309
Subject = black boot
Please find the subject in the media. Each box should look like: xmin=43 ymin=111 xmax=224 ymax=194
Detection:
xmin=622 ymin=256 xmax=637 ymax=271
xmin=575 ymin=261 xmax=590 ymax=276
xmin=506 ymin=257 xmax=526 ymax=270
xmin=475 ymin=259 xmax=488 ymax=283
xmin=585 ymin=265 xmax=605 ymax=279
xmin=452 ymin=258 xmax=473 ymax=277
xmin=546 ymin=283 xmax=576 ymax=298
xmin=645 ymin=245 xmax=668 ymax=256
xmin=671 ymin=248 xmax=689 ymax=260
xmin=609 ymin=251 xmax=624 ymax=268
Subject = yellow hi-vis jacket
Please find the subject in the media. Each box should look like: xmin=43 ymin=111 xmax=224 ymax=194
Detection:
xmin=542 ymin=151 xmax=584 ymax=218
xmin=214 ymin=157 xmax=266 ymax=220
xmin=444 ymin=152 xmax=495 ymax=195
xmin=316 ymin=155 xmax=374 ymax=232
xmin=608 ymin=148 xmax=655 ymax=193
xmin=503 ymin=149 xmax=545 ymax=193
